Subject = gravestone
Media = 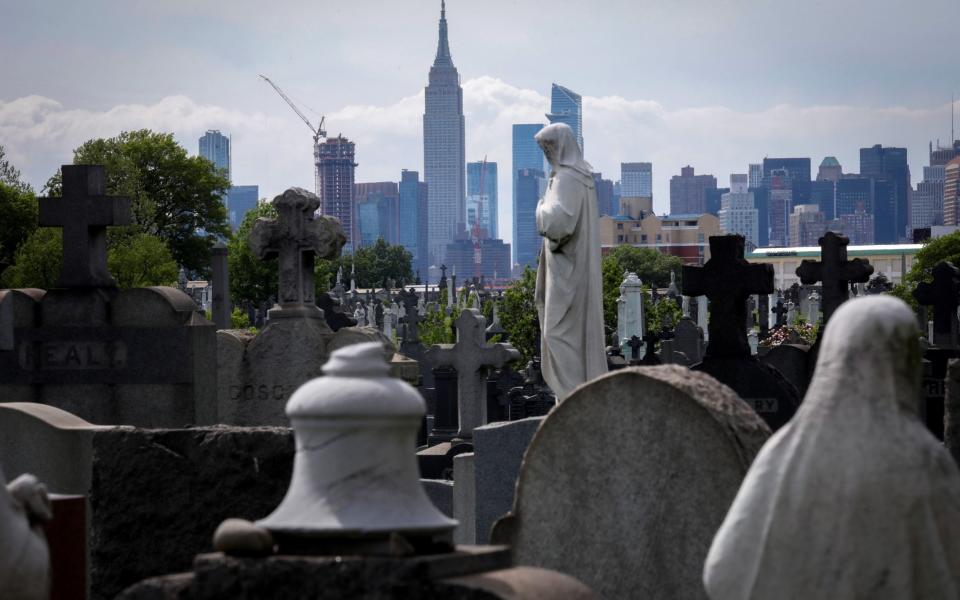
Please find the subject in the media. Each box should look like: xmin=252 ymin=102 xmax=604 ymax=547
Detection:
xmin=210 ymin=242 xmax=231 ymax=330
xmin=796 ymin=231 xmax=873 ymax=327
xmin=425 ymin=309 xmax=522 ymax=440
xmin=217 ymin=187 xmax=364 ymax=425
xmin=772 ymin=295 xmax=788 ymax=328
xmin=673 ymin=317 xmax=704 ymax=364
xmin=617 ymin=272 xmax=645 ymax=360
xmin=473 ymin=417 xmax=545 ymax=544
xmin=0 ymin=165 xmax=217 ymax=427
xmin=946 ymin=359 xmax=960 ymax=467
xmin=492 ymin=366 xmax=770 ymax=600
xmin=683 ymin=235 xmax=800 ymax=430
xmin=757 ymin=293 xmax=770 ymax=339
xmin=913 ymin=261 xmax=960 ymax=437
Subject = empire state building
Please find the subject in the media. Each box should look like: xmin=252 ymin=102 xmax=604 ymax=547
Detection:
xmin=423 ymin=0 xmax=465 ymax=266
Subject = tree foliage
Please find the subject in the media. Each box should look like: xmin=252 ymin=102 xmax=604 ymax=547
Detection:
xmin=228 ymin=202 xmax=278 ymax=308
xmin=0 ymin=181 xmax=38 ymax=274
xmin=319 ymin=239 xmax=414 ymax=290
xmin=601 ymin=246 xmax=684 ymax=331
xmin=107 ymin=233 xmax=179 ymax=288
xmin=0 ymin=228 xmax=175 ymax=290
xmin=0 ymin=145 xmax=31 ymax=193
xmin=44 ymin=130 xmax=230 ymax=275
xmin=498 ymin=266 xmax=539 ymax=363
xmin=890 ymin=231 xmax=960 ymax=311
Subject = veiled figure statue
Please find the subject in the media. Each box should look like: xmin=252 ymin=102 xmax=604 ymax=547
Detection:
xmin=703 ymin=295 xmax=960 ymax=599
xmin=534 ymin=123 xmax=607 ymax=401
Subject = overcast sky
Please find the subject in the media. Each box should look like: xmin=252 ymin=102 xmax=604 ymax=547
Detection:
xmin=2 ymin=0 xmax=959 ymax=247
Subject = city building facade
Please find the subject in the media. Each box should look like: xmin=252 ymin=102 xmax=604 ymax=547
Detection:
xmin=317 ymin=136 xmax=357 ymax=248
xmin=399 ymin=170 xmax=429 ymax=275
xmin=598 ymin=213 xmax=721 ymax=264
xmin=669 ymin=166 xmax=717 ymax=215
xmin=718 ymin=190 xmax=759 ymax=249
xmin=423 ymin=1 xmax=466 ymax=266
xmin=620 ymin=162 xmax=652 ymax=198
xmin=466 ymin=161 xmax=497 ymax=238
xmin=546 ymin=84 xmax=583 ymax=151
xmin=514 ymin=168 xmax=547 ymax=267
xmin=199 ymin=130 xmax=230 ymax=179
xmin=226 ymin=185 xmax=258 ymax=230
xmin=945 ymin=157 xmax=960 ymax=226
xmin=354 ymin=182 xmax=399 ymax=247
xmin=789 ymin=204 xmax=826 ymax=247
xmin=762 ymin=157 xmax=811 ymax=206
xmin=444 ymin=237 xmax=511 ymax=281
xmin=860 ymin=144 xmax=910 ymax=243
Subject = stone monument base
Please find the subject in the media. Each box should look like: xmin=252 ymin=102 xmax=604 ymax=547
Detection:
xmin=117 ymin=547 xmax=593 ymax=599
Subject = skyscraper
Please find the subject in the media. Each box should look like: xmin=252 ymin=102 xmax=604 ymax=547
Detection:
xmin=226 ymin=185 xmax=258 ymax=230
xmin=718 ymin=189 xmax=759 ymax=249
xmin=354 ymin=182 xmax=399 ymax=247
xmin=466 ymin=161 xmax=497 ymax=238
xmin=515 ymin=168 xmax=547 ymax=267
xmin=199 ymin=130 xmax=230 ymax=180
xmin=817 ymin=157 xmax=842 ymax=182
xmin=593 ymin=173 xmax=615 ymax=216
xmin=512 ymin=124 xmax=545 ymax=264
xmin=620 ymin=163 xmax=652 ymax=198
xmin=423 ymin=0 xmax=466 ymax=266
xmin=912 ymin=165 xmax=945 ymax=229
xmin=860 ymin=144 xmax=910 ymax=242
xmin=748 ymin=163 xmax=763 ymax=189
xmin=399 ymin=170 xmax=429 ymax=275
xmin=762 ymin=157 xmax=811 ymax=206
xmin=669 ymin=166 xmax=717 ymax=215
xmin=317 ymin=136 xmax=357 ymax=249
xmin=546 ymin=84 xmax=583 ymax=151
xmin=944 ymin=158 xmax=960 ymax=226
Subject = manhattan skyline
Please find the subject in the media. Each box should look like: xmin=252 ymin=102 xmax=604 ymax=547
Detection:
xmin=2 ymin=0 xmax=959 ymax=248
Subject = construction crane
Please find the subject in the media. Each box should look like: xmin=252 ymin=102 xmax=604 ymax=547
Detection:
xmin=259 ymin=74 xmax=326 ymax=197
xmin=472 ymin=156 xmax=487 ymax=280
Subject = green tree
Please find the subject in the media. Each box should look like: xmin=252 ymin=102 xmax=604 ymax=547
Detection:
xmin=647 ymin=296 xmax=683 ymax=332
xmin=339 ymin=239 xmax=414 ymax=289
xmin=1 ymin=227 xmax=178 ymax=290
xmin=890 ymin=231 xmax=960 ymax=310
xmin=601 ymin=246 xmax=684 ymax=331
xmin=0 ymin=145 xmax=31 ymax=193
xmin=228 ymin=202 xmax=278 ymax=308
xmin=499 ymin=266 xmax=539 ymax=363
xmin=44 ymin=130 xmax=230 ymax=275
xmin=0 ymin=181 xmax=39 ymax=274
xmin=107 ymin=233 xmax=179 ymax=288
xmin=0 ymin=228 xmax=62 ymax=289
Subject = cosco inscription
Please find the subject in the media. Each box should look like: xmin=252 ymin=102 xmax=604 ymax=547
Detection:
xmin=19 ymin=340 xmax=127 ymax=370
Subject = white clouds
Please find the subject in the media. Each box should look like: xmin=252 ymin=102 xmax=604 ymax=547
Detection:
xmin=1 ymin=79 xmax=953 ymax=248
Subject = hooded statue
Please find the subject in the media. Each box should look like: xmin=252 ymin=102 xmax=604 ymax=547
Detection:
xmin=703 ymin=295 xmax=960 ymax=599
xmin=534 ymin=123 xmax=607 ymax=401
xmin=0 ymin=466 xmax=52 ymax=600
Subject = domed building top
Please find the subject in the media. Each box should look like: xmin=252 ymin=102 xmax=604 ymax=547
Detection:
xmin=820 ymin=156 xmax=841 ymax=167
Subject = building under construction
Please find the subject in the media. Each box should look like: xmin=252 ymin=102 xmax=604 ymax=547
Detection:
xmin=317 ymin=136 xmax=357 ymax=249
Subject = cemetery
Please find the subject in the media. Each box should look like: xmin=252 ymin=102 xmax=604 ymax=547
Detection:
xmin=1 ymin=157 xmax=960 ymax=599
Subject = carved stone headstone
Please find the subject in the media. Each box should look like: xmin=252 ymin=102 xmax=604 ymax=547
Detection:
xmin=493 ymin=366 xmax=770 ymax=600
xmin=683 ymin=235 xmax=800 ymax=430
xmin=425 ymin=309 xmax=522 ymax=439
xmin=796 ymin=231 xmax=873 ymax=327
xmin=0 ymin=165 xmax=217 ymax=427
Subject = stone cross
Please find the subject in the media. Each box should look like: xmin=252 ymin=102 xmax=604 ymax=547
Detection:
xmin=627 ymin=335 xmax=643 ymax=363
xmin=913 ymin=261 xmax=960 ymax=348
xmin=249 ymin=188 xmax=345 ymax=319
xmin=795 ymin=232 xmax=873 ymax=325
xmin=682 ymin=235 xmax=774 ymax=358
xmin=425 ymin=308 xmax=521 ymax=439
xmin=39 ymin=164 xmax=132 ymax=288
xmin=399 ymin=288 xmax=422 ymax=344
xmin=772 ymin=296 xmax=788 ymax=328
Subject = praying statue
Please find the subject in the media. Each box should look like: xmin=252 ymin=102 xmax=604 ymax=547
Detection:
xmin=703 ymin=295 xmax=960 ymax=599
xmin=0 ymin=467 xmax=52 ymax=600
xmin=534 ymin=123 xmax=607 ymax=401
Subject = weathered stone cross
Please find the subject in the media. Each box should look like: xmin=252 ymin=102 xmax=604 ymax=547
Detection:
xmin=425 ymin=308 xmax=521 ymax=439
xmin=249 ymin=188 xmax=345 ymax=318
xmin=795 ymin=231 xmax=873 ymax=325
xmin=39 ymin=165 xmax=131 ymax=288
xmin=772 ymin=297 xmax=789 ymax=328
xmin=913 ymin=261 xmax=960 ymax=348
xmin=682 ymin=235 xmax=774 ymax=358
xmin=399 ymin=288 xmax=422 ymax=344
